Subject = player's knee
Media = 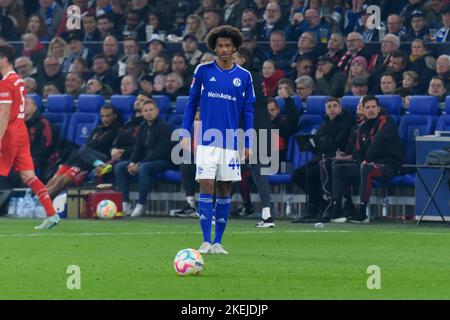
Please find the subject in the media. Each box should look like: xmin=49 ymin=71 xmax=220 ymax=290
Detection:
xmin=19 ymin=170 xmax=35 ymax=184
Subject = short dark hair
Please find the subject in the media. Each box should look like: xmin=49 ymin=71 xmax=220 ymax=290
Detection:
xmin=142 ymin=98 xmax=159 ymax=109
xmin=83 ymin=12 xmax=96 ymax=20
xmin=101 ymin=104 xmax=118 ymax=115
xmin=277 ymin=78 xmax=294 ymax=91
xmin=0 ymin=43 xmax=16 ymax=65
xmin=326 ymin=97 xmax=341 ymax=106
xmin=362 ymin=95 xmax=379 ymax=107
xmin=267 ymin=97 xmax=279 ymax=108
xmin=390 ymin=50 xmax=408 ymax=62
xmin=93 ymin=53 xmax=109 ymax=64
xmin=97 ymin=14 xmax=113 ymax=23
xmin=205 ymin=25 xmax=243 ymax=51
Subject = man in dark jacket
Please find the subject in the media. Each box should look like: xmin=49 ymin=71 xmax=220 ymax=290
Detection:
xmin=315 ymin=55 xmax=346 ymax=98
xmin=114 ymin=99 xmax=173 ymax=218
xmin=331 ymin=95 xmax=404 ymax=223
xmin=45 ymin=105 xmax=121 ymax=198
xmin=292 ymin=97 xmax=354 ymax=223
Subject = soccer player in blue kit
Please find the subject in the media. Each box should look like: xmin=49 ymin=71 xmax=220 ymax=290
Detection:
xmin=181 ymin=26 xmax=255 ymax=255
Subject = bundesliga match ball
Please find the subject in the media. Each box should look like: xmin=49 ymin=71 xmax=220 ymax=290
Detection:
xmin=173 ymin=248 xmax=204 ymax=276
xmin=96 ymin=200 xmax=117 ymax=219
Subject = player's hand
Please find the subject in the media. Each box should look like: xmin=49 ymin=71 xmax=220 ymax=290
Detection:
xmin=180 ymin=137 xmax=191 ymax=152
xmin=241 ymin=148 xmax=252 ymax=161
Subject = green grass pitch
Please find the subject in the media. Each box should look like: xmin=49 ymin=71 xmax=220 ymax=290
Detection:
xmin=0 ymin=217 xmax=449 ymax=300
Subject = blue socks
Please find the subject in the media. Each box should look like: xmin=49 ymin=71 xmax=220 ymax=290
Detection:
xmin=198 ymin=194 xmax=213 ymax=243
xmin=214 ymin=197 xmax=231 ymax=244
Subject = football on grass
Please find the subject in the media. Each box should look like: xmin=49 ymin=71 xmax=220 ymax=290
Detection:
xmin=174 ymin=248 xmax=204 ymax=276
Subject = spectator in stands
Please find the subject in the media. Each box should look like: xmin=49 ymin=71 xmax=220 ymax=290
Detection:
xmin=125 ymin=54 xmax=146 ymax=83
xmin=121 ymin=10 xmax=146 ymax=41
xmin=386 ymin=50 xmax=409 ymax=84
xmin=351 ymin=4 xmax=380 ymax=43
xmin=45 ymin=105 xmax=121 ymax=198
xmin=428 ymin=76 xmax=448 ymax=102
xmin=295 ymin=75 xmax=315 ymax=101
xmin=288 ymin=8 xmax=331 ymax=44
xmin=345 ymin=56 xmax=369 ymax=93
xmin=338 ymin=32 xmax=370 ymax=75
xmin=102 ymin=35 xmax=120 ymax=71
xmin=21 ymin=33 xmax=46 ymax=70
xmin=408 ymin=39 xmax=437 ymax=93
xmin=423 ymin=0 xmax=444 ymax=28
xmin=62 ymin=31 xmax=93 ymax=74
xmin=26 ymin=13 xmax=48 ymax=41
xmin=202 ymin=9 xmax=222 ymax=35
xmin=435 ymin=54 xmax=450 ymax=92
xmin=200 ymin=52 xmax=216 ymax=64
xmin=171 ymin=53 xmax=193 ymax=88
xmin=85 ymin=78 xmax=114 ymax=99
xmin=41 ymin=56 xmax=65 ymax=93
xmin=24 ymin=77 xmax=38 ymax=94
xmin=252 ymin=0 xmax=269 ymax=19
xmin=349 ymin=76 xmax=369 ymax=96
xmin=150 ymin=54 xmax=171 ymax=78
xmin=325 ymin=33 xmax=345 ymax=65
xmin=152 ymin=74 xmax=167 ymax=94
xmin=64 ymin=72 xmax=84 ymax=98
xmin=120 ymin=75 xmax=139 ymax=96
xmin=14 ymin=57 xmax=39 ymax=83
xmin=163 ymin=73 xmax=188 ymax=101
xmin=128 ymin=0 xmax=154 ymax=22
xmin=119 ymin=38 xmax=142 ymax=70
xmin=292 ymin=97 xmax=354 ymax=223
xmin=251 ymin=2 xmax=288 ymax=41
xmin=194 ymin=0 xmax=221 ymax=17
xmin=314 ymin=55 xmax=346 ymax=98
xmin=97 ymin=14 xmax=117 ymax=40
xmin=222 ymin=0 xmax=246 ymax=29
xmin=92 ymin=53 xmax=120 ymax=94
xmin=42 ymin=82 xmax=61 ymax=99
xmin=25 ymin=97 xmax=53 ymax=172
xmin=184 ymin=14 xmax=207 ymax=41
xmin=400 ymin=0 xmax=427 ymax=28
xmin=265 ymin=31 xmax=295 ymax=78
xmin=386 ymin=14 xmax=406 ymax=38
xmin=143 ymin=34 xmax=166 ymax=73
xmin=398 ymin=70 xmax=420 ymax=96
xmin=115 ymin=99 xmax=173 ymax=217
xmin=434 ymin=4 xmax=450 ymax=42
xmin=379 ymin=73 xmax=398 ymax=95
xmin=292 ymin=55 xmax=314 ymax=80
xmin=82 ymin=13 xmax=101 ymax=42
xmin=330 ymin=95 xmax=404 ymax=223
xmin=262 ymin=60 xmax=284 ymax=97
xmin=38 ymin=0 xmax=64 ymax=37
xmin=368 ymin=35 xmax=401 ymax=89
xmin=95 ymin=93 xmax=147 ymax=178
xmin=47 ymin=37 xmax=68 ymax=64
xmin=181 ymin=34 xmax=204 ymax=68
xmin=241 ymin=8 xmax=258 ymax=33
xmin=403 ymin=10 xmax=430 ymax=41
xmin=241 ymin=33 xmax=264 ymax=71
xmin=291 ymin=31 xmax=319 ymax=66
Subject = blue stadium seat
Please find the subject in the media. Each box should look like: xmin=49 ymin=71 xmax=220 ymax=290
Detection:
xmin=77 ymin=94 xmax=105 ymax=113
xmin=66 ymin=113 xmax=100 ymax=146
xmin=408 ymin=95 xmax=439 ymax=115
xmin=274 ymin=95 xmax=303 ymax=114
xmin=27 ymin=93 xmax=43 ymax=111
xmin=111 ymin=94 xmax=136 ymax=114
xmin=306 ymin=96 xmax=328 ymax=114
xmin=341 ymin=95 xmax=360 ymax=115
xmin=435 ymin=99 xmax=450 ymax=131
xmin=375 ymin=95 xmax=402 ymax=115
xmin=158 ymin=170 xmax=181 ymax=183
xmin=152 ymin=95 xmax=171 ymax=114
xmin=46 ymin=94 xmax=74 ymax=113
xmin=167 ymin=114 xmax=184 ymax=129
xmin=43 ymin=112 xmax=70 ymax=140
xmin=175 ymin=96 xmax=189 ymax=114
xmin=267 ymin=136 xmax=297 ymax=185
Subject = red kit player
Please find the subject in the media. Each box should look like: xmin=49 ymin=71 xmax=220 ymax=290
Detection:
xmin=0 ymin=43 xmax=60 ymax=229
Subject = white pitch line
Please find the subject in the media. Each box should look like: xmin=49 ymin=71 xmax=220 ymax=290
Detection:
xmin=0 ymin=229 xmax=448 ymax=238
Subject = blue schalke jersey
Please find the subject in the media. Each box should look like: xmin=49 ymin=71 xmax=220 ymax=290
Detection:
xmin=182 ymin=60 xmax=255 ymax=150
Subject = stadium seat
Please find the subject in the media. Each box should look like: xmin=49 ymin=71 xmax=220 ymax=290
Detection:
xmin=341 ymin=95 xmax=360 ymax=115
xmin=110 ymin=95 xmax=136 ymax=123
xmin=306 ymin=96 xmax=328 ymax=115
xmin=375 ymin=95 xmax=403 ymax=125
xmin=408 ymin=95 xmax=439 ymax=115
xmin=167 ymin=114 xmax=184 ymax=129
xmin=159 ymin=170 xmax=182 ymax=183
xmin=274 ymin=95 xmax=303 ymax=114
xmin=66 ymin=113 xmax=100 ymax=146
xmin=267 ymin=136 xmax=297 ymax=185
xmin=27 ymin=93 xmax=43 ymax=111
xmin=43 ymin=112 xmax=70 ymax=141
xmin=175 ymin=96 xmax=190 ymax=114
xmin=77 ymin=94 xmax=105 ymax=113
xmin=152 ymin=95 xmax=171 ymax=114
xmin=435 ymin=100 xmax=450 ymax=131
xmin=46 ymin=94 xmax=74 ymax=113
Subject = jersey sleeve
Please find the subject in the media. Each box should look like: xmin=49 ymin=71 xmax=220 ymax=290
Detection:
xmin=242 ymin=73 xmax=255 ymax=148
xmin=182 ymin=65 xmax=203 ymax=136
xmin=0 ymin=81 xmax=12 ymax=106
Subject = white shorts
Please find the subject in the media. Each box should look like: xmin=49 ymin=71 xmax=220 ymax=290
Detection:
xmin=195 ymin=145 xmax=241 ymax=181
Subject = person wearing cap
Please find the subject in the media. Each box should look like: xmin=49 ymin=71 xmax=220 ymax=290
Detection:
xmin=293 ymin=55 xmax=314 ymax=80
xmin=241 ymin=32 xmax=264 ymax=71
xmin=434 ymin=4 xmax=450 ymax=43
xmin=349 ymin=76 xmax=369 ymax=96
xmin=61 ymin=31 xmax=93 ymax=74
xmin=400 ymin=0 xmax=427 ymax=28
xmin=345 ymin=56 xmax=369 ymax=94
xmin=182 ymin=33 xmax=204 ymax=67
xmin=314 ymin=55 xmax=346 ymax=98
xmin=403 ymin=10 xmax=430 ymax=41
xmin=144 ymin=34 xmax=166 ymax=72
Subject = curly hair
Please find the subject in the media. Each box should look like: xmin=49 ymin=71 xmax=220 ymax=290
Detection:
xmin=205 ymin=25 xmax=243 ymax=51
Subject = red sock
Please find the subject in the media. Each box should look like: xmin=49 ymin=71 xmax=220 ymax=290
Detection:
xmin=25 ymin=176 xmax=56 ymax=218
